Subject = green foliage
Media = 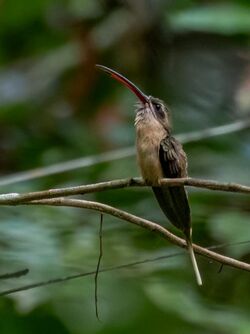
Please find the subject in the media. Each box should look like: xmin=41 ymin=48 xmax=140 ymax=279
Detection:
xmin=169 ymin=3 xmax=250 ymax=34
xmin=0 ymin=0 xmax=250 ymax=333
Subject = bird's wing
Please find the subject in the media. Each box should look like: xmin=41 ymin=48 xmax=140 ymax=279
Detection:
xmin=152 ymin=135 xmax=191 ymax=234
xmin=159 ymin=135 xmax=184 ymax=177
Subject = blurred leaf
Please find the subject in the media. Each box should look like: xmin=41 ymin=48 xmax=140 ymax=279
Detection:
xmin=145 ymin=280 xmax=250 ymax=333
xmin=67 ymin=0 xmax=103 ymax=19
xmin=0 ymin=0 xmax=52 ymax=31
xmin=0 ymin=0 xmax=250 ymax=332
xmin=169 ymin=4 xmax=250 ymax=34
xmin=209 ymin=211 xmax=250 ymax=257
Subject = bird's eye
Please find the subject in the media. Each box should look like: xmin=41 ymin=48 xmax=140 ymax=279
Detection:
xmin=153 ymin=103 xmax=165 ymax=118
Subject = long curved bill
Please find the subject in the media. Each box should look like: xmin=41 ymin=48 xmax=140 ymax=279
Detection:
xmin=96 ymin=64 xmax=149 ymax=104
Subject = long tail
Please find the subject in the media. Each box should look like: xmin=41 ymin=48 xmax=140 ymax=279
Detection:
xmin=152 ymin=186 xmax=191 ymax=232
xmin=152 ymin=186 xmax=202 ymax=286
xmin=186 ymin=237 xmax=202 ymax=286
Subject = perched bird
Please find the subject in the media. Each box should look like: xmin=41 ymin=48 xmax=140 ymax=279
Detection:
xmin=96 ymin=64 xmax=202 ymax=285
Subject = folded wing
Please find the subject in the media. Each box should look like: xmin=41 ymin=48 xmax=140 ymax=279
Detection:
xmin=152 ymin=135 xmax=191 ymax=236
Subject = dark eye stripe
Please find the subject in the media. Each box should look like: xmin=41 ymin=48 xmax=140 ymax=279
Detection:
xmin=153 ymin=103 xmax=165 ymax=118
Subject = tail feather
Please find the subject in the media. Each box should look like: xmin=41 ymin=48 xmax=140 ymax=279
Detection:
xmin=152 ymin=186 xmax=191 ymax=232
xmin=152 ymin=185 xmax=202 ymax=286
xmin=186 ymin=238 xmax=202 ymax=286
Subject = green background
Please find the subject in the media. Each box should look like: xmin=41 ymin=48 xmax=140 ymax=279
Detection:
xmin=0 ymin=0 xmax=250 ymax=333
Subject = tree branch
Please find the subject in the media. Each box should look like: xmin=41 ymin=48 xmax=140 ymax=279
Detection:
xmin=0 ymin=177 xmax=249 ymax=206
xmin=0 ymin=177 xmax=249 ymax=291
xmin=24 ymin=198 xmax=250 ymax=272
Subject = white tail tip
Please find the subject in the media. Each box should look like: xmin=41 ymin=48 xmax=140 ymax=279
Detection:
xmin=187 ymin=240 xmax=202 ymax=286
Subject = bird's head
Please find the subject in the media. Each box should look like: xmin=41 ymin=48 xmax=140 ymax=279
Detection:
xmin=96 ymin=65 xmax=170 ymax=129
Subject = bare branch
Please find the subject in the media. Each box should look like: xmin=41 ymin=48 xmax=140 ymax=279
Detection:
xmin=0 ymin=118 xmax=249 ymax=186
xmin=0 ymin=178 xmax=140 ymax=204
xmin=160 ymin=178 xmax=250 ymax=194
xmin=0 ymin=176 xmax=249 ymax=293
xmin=24 ymin=198 xmax=250 ymax=272
xmin=0 ymin=177 xmax=249 ymax=206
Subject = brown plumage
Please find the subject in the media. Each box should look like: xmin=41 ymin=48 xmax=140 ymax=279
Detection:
xmin=153 ymin=135 xmax=191 ymax=234
xmin=96 ymin=65 xmax=202 ymax=285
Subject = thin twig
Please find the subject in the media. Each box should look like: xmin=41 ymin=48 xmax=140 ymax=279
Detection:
xmin=0 ymin=252 xmax=182 ymax=297
xmin=0 ymin=178 xmax=141 ymax=204
xmin=25 ymin=198 xmax=250 ymax=272
xmin=178 ymin=118 xmax=250 ymax=144
xmin=0 ymin=177 xmax=249 ymax=206
xmin=95 ymin=214 xmax=103 ymax=321
xmin=0 ymin=268 xmax=29 ymax=280
xmin=0 ymin=240 xmax=249 ymax=297
xmin=162 ymin=178 xmax=250 ymax=194
xmin=218 ymin=264 xmax=224 ymax=274
xmin=0 ymin=147 xmax=135 ymax=187
xmin=0 ymin=118 xmax=249 ymax=186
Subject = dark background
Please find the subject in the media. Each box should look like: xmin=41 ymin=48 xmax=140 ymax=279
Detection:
xmin=0 ymin=0 xmax=250 ymax=333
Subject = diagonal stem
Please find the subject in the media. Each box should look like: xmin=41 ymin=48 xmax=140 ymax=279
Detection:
xmin=25 ymin=198 xmax=250 ymax=272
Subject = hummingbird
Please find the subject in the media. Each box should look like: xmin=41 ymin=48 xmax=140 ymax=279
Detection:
xmin=96 ymin=64 xmax=202 ymax=286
